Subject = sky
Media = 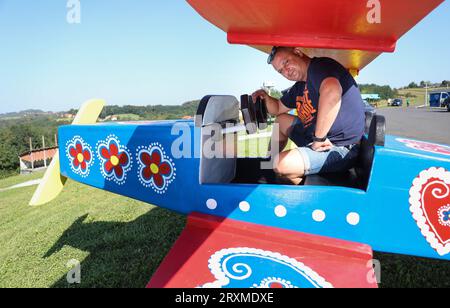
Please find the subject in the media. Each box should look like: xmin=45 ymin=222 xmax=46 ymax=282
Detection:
xmin=0 ymin=0 xmax=449 ymax=114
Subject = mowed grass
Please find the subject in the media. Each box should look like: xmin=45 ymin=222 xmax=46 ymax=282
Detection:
xmin=0 ymin=171 xmax=45 ymax=190
xmin=0 ymin=176 xmax=186 ymax=288
xmin=0 ymin=146 xmax=449 ymax=288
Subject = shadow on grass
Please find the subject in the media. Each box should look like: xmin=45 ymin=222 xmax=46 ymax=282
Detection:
xmin=44 ymin=207 xmax=186 ymax=288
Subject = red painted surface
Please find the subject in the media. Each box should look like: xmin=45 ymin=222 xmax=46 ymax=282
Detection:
xmin=187 ymin=0 xmax=443 ymax=70
xmin=147 ymin=213 xmax=378 ymax=288
xmin=20 ymin=147 xmax=58 ymax=163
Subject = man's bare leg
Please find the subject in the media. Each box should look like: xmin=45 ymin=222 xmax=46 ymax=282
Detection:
xmin=273 ymin=149 xmax=306 ymax=185
xmin=268 ymin=114 xmax=297 ymax=158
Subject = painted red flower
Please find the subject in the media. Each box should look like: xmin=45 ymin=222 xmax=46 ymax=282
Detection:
xmin=69 ymin=140 xmax=92 ymax=172
xmin=139 ymin=146 xmax=174 ymax=191
xmin=99 ymin=139 xmax=130 ymax=181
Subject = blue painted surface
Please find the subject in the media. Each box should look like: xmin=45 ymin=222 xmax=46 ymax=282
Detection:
xmin=58 ymin=121 xmax=450 ymax=261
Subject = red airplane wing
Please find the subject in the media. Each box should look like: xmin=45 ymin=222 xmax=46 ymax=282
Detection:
xmin=148 ymin=213 xmax=377 ymax=288
xmin=187 ymin=0 xmax=444 ymax=70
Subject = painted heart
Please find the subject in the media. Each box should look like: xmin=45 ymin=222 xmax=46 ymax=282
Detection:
xmin=409 ymin=167 xmax=450 ymax=256
xmin=397 ymin=138 xmax=450 ymax=156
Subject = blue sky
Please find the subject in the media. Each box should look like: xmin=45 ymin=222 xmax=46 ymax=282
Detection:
xmin=0 ymin=0 xmax=449 ymax=113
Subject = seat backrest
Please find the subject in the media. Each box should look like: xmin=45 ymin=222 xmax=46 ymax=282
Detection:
xmin=196 ymin=95 xmax=239 ymax=184
xmin=356 ymin=114 xmax=386 ymax=189
xmin=364 ymin=111 xmax=374 ymax=135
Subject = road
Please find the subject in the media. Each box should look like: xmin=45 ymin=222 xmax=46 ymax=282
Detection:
xmin=377 ymin=107 xmax=449 ymax=145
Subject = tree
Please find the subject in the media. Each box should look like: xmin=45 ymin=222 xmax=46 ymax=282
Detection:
xmin=359 ymin=83 xmax=396 ymax=100
xmin=419 ymin=81 xmax=432 ymax=88
xmin=408 ymin=82 xmax=418 ymax=88
xmin=441 ymin=80 xmax=449 ymax=87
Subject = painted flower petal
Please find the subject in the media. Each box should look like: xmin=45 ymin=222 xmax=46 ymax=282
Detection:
xmin=100 ymin=146 xmax=111 ymax=160
xmin=70 ymin=147 xmax=78 ymax=158
xmin=114 ymin=166 xmax=124 ymax=179
xmin=109 ymin=142 xmax=119 ymax=156
xmin=119 ymin=152 xmax=129 ymax=166
xmin=153 ymin=173 xmax=164 ymax=188
xmin=151 ymin=150 xmax=161 ymax=165
xmin=105 ymin=161 xmax=114 ymax=173
xmin=73 ymin=158 xmax=80 ymax=167
xmin=140 ymin=152 xmax=152 ymax=166
xmin=142 ymin=166 xmax=152 ymax=180
xmin=159 ymin=162 xmax=172 ymax=176
xmin=76 ymin=142 xmax=83 ymax=153
xmin=81 ymin=161 xmax=87 ymax=170
xmin=83 ymin=150 xmax=91 ymax=162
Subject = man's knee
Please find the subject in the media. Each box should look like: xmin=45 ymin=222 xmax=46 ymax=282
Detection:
xmin=273 ymin=151 xmax=305 ymax=178
xmin=273 ymin=154 xmax=288 ymax=176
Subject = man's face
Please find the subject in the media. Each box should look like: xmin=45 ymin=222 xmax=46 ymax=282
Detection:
xmin=271 ymin=49 xmax=306 ymax=82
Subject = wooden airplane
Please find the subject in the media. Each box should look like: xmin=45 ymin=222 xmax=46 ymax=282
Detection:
xmin=31 ymin=0 xmax=448 ymax=288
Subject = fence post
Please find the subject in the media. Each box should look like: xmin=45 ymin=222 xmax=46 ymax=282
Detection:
xmin=30 ymin=137 xmax=34 ymax=170
xmin=42 ymin=136 xmax=47 ymax=168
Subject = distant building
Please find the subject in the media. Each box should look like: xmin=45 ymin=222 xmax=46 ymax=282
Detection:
xmin=62 ymin=113 xmax=75 ymax=119
xmin=19 ymin=147 xmax=58 ymax=174
xmin=361 ymin=94 xmax=381 ymax=101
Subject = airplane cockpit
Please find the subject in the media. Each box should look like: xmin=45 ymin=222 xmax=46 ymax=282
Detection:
xmin=195 ymin=95 xmax=385 ymax=191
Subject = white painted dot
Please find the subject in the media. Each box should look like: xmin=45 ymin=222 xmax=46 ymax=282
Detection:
xmin=312 ymin=210 xmax=326 ymax=222
xmin=275 ymin=205 xmax=287 ymax=218
xmin=206 ymin=199 xmax=217 ymax=210
xmin=347 ymin=212 xmax=360 ymax=226
xmin=239 ymin=201 xmax=251 ymax=212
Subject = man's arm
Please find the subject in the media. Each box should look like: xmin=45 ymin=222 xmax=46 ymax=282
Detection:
xmin=252 ymin=90 xmax=291 ymax=116
xmin=312 ymin=77 xmax=343 ymax=151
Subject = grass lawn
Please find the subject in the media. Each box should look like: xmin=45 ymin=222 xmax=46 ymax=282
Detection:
xmin=0 ymin=171 xmax=45 ymax=190
xmin=0 ymin=144 xmax=449 ymax=288
xmin=0 ymin=176 xmax=186 ymax=288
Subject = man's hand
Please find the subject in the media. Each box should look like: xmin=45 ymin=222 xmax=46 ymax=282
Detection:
xmin=311 ymin=139 xmax=333 ymax=152
xmin=251 ymin=90 xmax=291 ymax=116
xmin=251 ymin=89 xmax=270 ymax=103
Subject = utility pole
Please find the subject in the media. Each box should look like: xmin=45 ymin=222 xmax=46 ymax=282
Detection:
xmin=29 ymin=137 xmax=34 ymax=171
xmin=42 ymin=135 xmax=47 ymax=168
xmin=425 ymin=83 xmax=429 ymax=107
xmin=263 ymin=81 xmax=275 ymax=97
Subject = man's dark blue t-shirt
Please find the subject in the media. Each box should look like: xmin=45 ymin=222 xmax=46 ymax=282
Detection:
xmin=280 ymin=57 xmax=365 ymax=147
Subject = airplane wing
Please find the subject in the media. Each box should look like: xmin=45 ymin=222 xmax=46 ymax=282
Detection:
xmin=186 ymin=0 xmax=444 ymax=71
xmin=148 ymin=213 xmax=377 ymax=288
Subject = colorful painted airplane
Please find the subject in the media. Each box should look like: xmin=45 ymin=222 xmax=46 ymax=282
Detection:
xmin=31 ymin=0 xmax=448 ymax=288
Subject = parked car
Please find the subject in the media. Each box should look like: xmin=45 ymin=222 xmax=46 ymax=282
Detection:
xmin=429 ymin=91 xmax=450 ymax=108
xmin=443 ymin=97 xmax=450 ymax=112
xmin=391 ymin=98 xmax=403 ymax=107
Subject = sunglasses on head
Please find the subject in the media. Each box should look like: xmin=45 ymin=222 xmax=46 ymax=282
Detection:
xmin=267 ymin=46 xmax=279 ymax=64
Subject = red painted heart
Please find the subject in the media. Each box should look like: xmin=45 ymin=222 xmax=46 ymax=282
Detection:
xmin=409 ymin=167 xmax=450 ymax=256
xmin=398 ymin=138 xmax=450 ymax=156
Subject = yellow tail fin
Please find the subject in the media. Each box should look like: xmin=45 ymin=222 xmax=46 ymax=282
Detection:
xmin=29 ymin=99 xmax=105 ymax=206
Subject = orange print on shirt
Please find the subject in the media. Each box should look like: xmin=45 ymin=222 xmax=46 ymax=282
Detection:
xmin=296 ymin=86 xmax=317 ymax=128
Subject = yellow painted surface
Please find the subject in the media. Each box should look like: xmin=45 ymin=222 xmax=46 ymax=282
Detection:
xmin=29 ymin=99 xmax=105 ymax=206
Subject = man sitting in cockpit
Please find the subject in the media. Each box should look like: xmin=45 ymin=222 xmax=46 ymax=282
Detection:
xmin=252 ymin=47 xmax=365 ymax=185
